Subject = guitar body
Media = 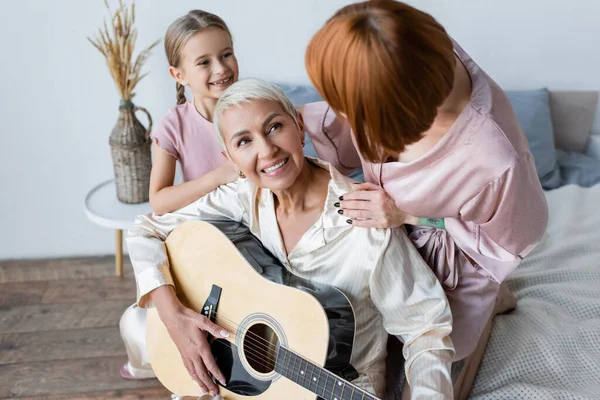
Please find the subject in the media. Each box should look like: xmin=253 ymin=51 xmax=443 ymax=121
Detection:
xmin=146 ymin=220 xmax=357 ymax=399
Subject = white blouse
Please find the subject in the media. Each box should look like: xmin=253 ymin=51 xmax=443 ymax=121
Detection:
xmin=126 ymin=158 xmax=455 ymax=399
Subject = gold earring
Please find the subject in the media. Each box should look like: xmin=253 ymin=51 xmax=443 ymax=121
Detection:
xmin=238 ymin=171 xmax=246 ymax=178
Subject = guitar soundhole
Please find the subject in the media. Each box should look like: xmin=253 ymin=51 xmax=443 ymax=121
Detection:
xmin=243 ymin=323 xmax=279 ymax=374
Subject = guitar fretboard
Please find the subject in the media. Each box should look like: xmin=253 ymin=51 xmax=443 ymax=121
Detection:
xmin=275 ymin=346 xmax=378 ymax=400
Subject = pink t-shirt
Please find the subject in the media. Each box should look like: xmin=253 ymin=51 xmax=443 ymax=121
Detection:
xmin=302 ymin=41 xmax=549 ymax=359
xmin=151 ymin=101 xmax=226 ymax=182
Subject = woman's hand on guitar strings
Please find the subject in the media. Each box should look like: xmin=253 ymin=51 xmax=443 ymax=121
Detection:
xmin=162 ymin=303 xmax=229 ymax=394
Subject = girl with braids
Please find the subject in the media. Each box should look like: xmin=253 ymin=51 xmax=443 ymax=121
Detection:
xmin=119 ymin=9 xmax=240 ymax=381
xmin=149 ymin=9 xmax=239 ymax=216
xmin=119 ymin=9 xmax=317 ymax=386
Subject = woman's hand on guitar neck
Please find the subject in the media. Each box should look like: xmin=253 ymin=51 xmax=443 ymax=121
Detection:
xmin=151 ymin=285 xmax=230 ymax=395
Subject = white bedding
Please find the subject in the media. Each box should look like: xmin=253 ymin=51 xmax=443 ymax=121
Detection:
xmin=470 ymin=184 xmax=600 ymax=399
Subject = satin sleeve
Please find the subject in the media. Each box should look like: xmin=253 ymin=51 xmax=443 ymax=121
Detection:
xmin=125 ymin=181 xmax=247 ymax=307
xmin=302 ymin=101 xmax=362 ymax=175
xmin=458 ymin=153 xmax=548 ymax=282
xmin=369 ymin=228 xmax=455 ymax=400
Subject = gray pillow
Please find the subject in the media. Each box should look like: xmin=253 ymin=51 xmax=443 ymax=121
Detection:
xmin=505 ymin=88 xmax=561 ymax=189
xmin=274 ymin=82 xmax=321 ymax=159
xmin=556 ymin=149 xmax=600 ymax=188
xmin=275 ymin=82 xmax=323 ymax=105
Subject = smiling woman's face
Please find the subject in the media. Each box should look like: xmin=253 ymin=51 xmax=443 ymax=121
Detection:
xmin=220 ymin=99 xmax=305 ymax=191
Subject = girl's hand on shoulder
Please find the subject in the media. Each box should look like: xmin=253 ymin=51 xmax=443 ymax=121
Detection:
xmin=215 ymin=155 xmax=239 ymax=185
xmin=337 ymin=182 xmax=417 ymax=228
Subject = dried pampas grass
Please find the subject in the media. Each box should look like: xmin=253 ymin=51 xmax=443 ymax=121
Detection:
xmin=88 ymin=0 xmax=160 ymax=101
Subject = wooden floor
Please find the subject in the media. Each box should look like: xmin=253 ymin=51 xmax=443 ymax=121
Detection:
xmin=0 ymin=256 xmax=171 ymax=399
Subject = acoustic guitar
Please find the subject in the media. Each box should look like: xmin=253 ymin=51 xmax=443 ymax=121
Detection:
xmin=146 ymin=220 xmax=380 ymax=399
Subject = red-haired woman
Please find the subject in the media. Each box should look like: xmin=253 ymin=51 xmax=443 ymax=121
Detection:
xmin=302 ymin=1 xmax=548 ymax=398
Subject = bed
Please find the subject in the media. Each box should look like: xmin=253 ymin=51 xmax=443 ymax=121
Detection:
xmin=470 ymin=91 xmax=600 ymax=399
xmin=470 ymin=183 xmax=600 ymax=399
xmin=278 ymin=83 xmax=600 ymax=399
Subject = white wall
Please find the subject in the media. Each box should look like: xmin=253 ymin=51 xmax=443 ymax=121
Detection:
xmin=1 ymin=0 xmax=599 ymax=259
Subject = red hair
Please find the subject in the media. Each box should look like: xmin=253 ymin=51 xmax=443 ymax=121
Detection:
xmin=305 ymin=0 xmax=455 ymax=162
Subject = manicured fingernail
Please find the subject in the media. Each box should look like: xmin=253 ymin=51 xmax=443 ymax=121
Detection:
xmin=346 ymin=219 xmax=352 ymax=224
xmin=339 ymin=196 xmax=344 ymax=200
xmin=337 ymin=210 xmax=343 ymax=215
xmin=334 ymin=202 xmax=340 ymax=207
xmin=220 ymin=330 xmax=229 ymax=337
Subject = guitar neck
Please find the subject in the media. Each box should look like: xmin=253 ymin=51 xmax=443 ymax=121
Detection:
xmin=275 ymin=346 xmax=379 ymax=400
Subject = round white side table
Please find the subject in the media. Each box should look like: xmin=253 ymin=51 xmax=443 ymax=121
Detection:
xmin=84 ymin=179 xmax=152 ymax=276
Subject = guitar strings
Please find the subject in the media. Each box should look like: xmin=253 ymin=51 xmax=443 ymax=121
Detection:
xmin=201 ymin=309 xmax=375 ymax=400
xmin=202 ymin=307 xmax=288 ymax=357
xmin=206 ymin=309 xmax=279 ymax=360
xmin=207 ymin=307 xmax=321 ymax=357
xmin=209 ymin=334 xmax=373 ymax=400
xmin=211 ymin=337 xmax=276 ymax=371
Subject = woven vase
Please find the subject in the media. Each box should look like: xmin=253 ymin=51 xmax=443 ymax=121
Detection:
xmin=109 ymin=100 xmax=153 ymax=204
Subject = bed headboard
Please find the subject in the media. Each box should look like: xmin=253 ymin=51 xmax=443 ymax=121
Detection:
xmin=549 ymin=91 xmax=599 ymax=152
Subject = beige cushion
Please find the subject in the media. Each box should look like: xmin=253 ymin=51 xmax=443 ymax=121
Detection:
xmin=549 ymin=91 xmax=599 ymax=152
